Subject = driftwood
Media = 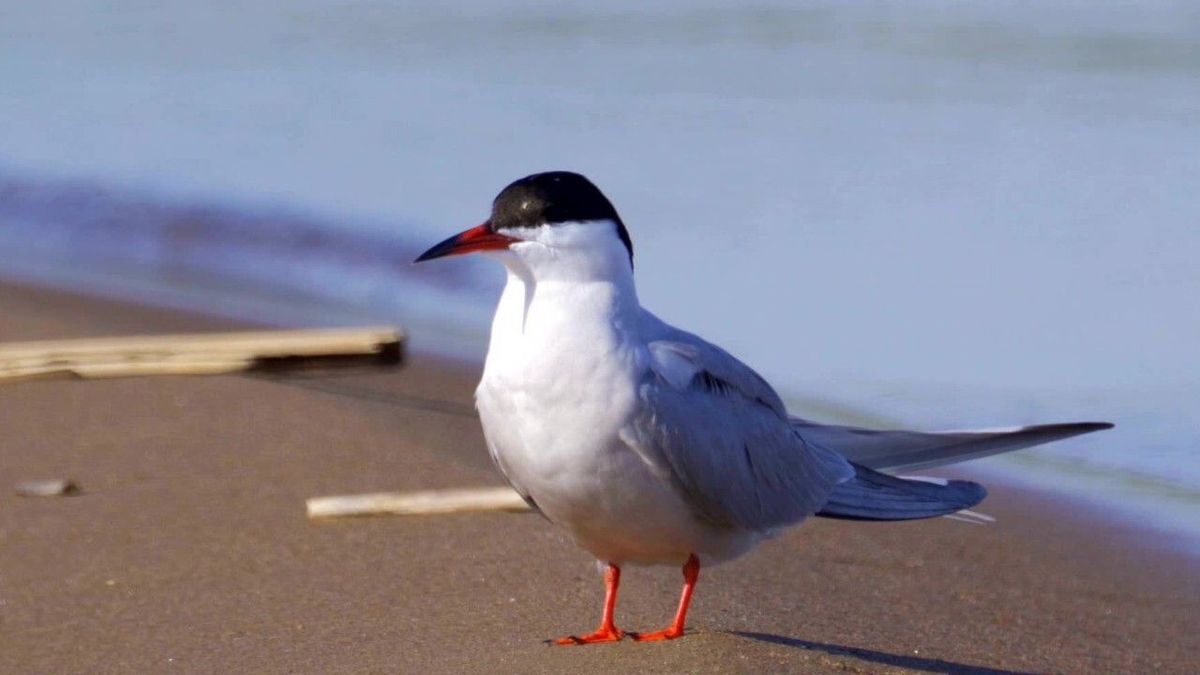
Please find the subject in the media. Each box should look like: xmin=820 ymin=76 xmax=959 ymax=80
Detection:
xmin=306 ymin=487 xmax=532 ymax=520
xmin=0 ymin=327 xmax=403 ymax=382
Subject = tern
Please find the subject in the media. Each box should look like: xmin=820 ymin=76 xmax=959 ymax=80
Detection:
xmin=415 ymin=171 xmax=1112 ymax=644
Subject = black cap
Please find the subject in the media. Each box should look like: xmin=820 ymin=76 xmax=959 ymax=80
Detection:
xmin=489 ymin=171 xmax=633 ymax=266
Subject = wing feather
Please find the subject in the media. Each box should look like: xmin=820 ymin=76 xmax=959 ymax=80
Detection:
xmin=623 ymin=329 xmax=853 ymax=532
xmin=789 ymin=418 xmax=1113 ymax=472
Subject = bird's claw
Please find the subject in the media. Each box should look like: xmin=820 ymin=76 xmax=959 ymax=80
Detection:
xmin=551 ymin=627 xmax=626 ymax=645
xmin=630 ymin=627 xmax=685 ymax=642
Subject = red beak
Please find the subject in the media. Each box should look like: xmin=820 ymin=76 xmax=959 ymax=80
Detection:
xmin=414 ymin=223 xmax=517 ymax=263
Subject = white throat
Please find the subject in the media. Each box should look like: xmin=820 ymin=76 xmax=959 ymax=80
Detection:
xmin=480 ymin=220 xmax=643 ymax=380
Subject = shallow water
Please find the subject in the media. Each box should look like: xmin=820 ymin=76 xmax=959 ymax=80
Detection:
xmin=2 ymin=1 xmax=1198 ymax=549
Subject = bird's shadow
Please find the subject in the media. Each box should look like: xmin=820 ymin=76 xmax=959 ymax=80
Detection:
xmin=732 ymin=632 xmax=1037 ymax=675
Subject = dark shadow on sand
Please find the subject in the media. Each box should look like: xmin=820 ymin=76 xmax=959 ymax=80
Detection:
xmin=733 ymin=632 xmax=1038 ymax=675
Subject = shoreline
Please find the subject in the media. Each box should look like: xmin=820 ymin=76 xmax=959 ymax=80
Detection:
xmin=968 ymin=453 xmax=1200 ymax=561
xmin=2 ymin=280 xmax=1198 ymax=673
xmin=7 ymin=272 xmax=1198 ymax=559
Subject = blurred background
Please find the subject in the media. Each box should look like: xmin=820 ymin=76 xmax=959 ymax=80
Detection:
xmin=2 ymin=1 xmax=1198 ymax=547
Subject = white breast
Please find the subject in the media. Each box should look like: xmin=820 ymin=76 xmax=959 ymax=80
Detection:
xmin=475 ymin=267 xmax=758 ymax=566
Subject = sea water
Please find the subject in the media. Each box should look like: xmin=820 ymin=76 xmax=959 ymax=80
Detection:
xmin=2 ymin=1 xmax=1198 ymax=550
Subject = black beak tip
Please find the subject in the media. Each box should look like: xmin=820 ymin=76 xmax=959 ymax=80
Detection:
xmin=413 ymin=241 xmax=451 ymax=264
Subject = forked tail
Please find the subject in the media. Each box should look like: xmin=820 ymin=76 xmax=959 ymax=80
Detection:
xmin=816 ymin=463 xmax=986 ymax=521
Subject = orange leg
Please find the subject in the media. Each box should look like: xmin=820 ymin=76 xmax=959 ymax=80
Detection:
xmin=632 ymin=554 xmax=700 ymax=642
xmin=553 ymin=562 xmax=626 ymax=645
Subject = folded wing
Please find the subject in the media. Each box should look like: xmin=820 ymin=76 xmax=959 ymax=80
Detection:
xmin=789 ymin=419 xmax=1113 ymax=472
xmin=623 ymin=333 xmax=854 ymax=533
xmin=626 ymin=312 xmax=1113 ymax=530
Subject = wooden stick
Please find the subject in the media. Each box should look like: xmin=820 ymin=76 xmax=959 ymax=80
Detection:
xmin=0 ymin=327 xmax=403 ymax=382
xmin=306 ymin=487 xmax=532 ymax=520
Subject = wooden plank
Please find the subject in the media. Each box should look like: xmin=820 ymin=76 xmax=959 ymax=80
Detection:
xmin=3 ymin=359 xmax=254 ymax=380
xmin=306 ymin=487 xmax=532 ymax=520
xmin=0 ymin=326 xmax=402 ymax=360
xmin=0 ymin=327 xmax=403 ymax=382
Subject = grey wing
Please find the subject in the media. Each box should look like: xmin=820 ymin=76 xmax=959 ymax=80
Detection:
xmin=623 ymin=336 xmax=854 ymax=532
xmin=790 ymin=418 xmax=1114 ymax=472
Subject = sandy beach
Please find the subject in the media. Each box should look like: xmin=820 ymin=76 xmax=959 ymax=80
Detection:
xmin=1 ymin=281 xmax=1197 ymax=674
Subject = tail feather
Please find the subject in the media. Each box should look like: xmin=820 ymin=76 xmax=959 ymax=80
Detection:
xmin=942 ymin=509 xmax=995 ymax=525
xmin=816 ymin=463 xmax=986 ymax=521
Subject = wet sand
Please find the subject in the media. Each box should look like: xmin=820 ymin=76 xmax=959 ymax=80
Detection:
xmin=1 ymin=281 xmax=1197 ymax=674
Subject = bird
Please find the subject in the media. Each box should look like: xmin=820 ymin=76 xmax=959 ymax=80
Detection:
xmin=414 ymin=170 xmax=1113 ymax=645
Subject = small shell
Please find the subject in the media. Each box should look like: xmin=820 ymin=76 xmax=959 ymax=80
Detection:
xmin=15 ymin=479 xmax=81 ymax=497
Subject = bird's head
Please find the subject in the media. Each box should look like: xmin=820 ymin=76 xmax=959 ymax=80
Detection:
xmin=415 ymin=171 xmax=633 ymax=281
